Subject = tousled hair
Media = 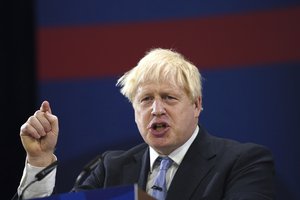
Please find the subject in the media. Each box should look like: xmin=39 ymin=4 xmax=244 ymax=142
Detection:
xmin=116 ymin=48 xmax=202 ymax=102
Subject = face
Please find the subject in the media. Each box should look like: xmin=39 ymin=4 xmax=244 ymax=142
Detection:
xmin=133 ymin=82 xmax=202 ymax=155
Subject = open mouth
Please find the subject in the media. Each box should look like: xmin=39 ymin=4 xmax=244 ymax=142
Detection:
xmin=151 ymin=123 xmax=169 ymax=131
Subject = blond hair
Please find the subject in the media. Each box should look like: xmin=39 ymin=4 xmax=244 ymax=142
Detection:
xmin=116 ymin=48 xmax=202 ymax=102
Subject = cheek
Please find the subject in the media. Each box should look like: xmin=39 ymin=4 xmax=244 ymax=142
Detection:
xmin=134 ymin=112 xmax=149 ymax=142
xmin=134 ymin=110 xmax=146 ymax=128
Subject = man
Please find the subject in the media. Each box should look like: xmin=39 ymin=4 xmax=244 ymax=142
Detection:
xmin=16 ymin=48 xmax=275 ymax=200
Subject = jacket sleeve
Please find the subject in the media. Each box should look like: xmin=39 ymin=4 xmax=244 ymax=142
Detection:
xmin=223 ymin=144 xmax=276 ymax=200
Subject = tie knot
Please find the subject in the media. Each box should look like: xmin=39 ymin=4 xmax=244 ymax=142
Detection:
xmin=158 ymin=157 xmax=173 ymax=170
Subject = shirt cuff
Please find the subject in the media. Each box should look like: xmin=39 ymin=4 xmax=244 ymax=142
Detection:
xmin=18 ymin=156 xmax=57 ymax=199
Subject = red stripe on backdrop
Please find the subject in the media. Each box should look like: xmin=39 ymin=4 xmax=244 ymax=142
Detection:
xmin=37 ymin=6 xmax=300 ymax=80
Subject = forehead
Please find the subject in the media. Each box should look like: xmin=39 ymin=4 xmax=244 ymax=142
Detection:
xmin=135 ymin=82 xmax=185 ymax=96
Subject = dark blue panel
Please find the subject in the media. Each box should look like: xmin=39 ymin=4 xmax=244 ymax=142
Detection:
xmin=39 ymin=63 xmax=300 ymax=198
xmin=36 ymin=0 xmax=300 ymax=26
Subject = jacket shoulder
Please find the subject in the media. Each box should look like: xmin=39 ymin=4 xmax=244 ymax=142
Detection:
xmin=102 ymin=143 xmax=148 ymax=162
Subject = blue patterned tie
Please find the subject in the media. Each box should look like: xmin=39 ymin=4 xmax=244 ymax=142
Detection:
xmin=151 ymin=157 xmax=173 ymax=200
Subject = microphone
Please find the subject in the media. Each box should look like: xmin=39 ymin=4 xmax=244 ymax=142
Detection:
xmin=15 ymin=160 xmax=58 ymax=200
xmin=151 ymin=185 xmax=163 ymax=191
xmin=35 ymin=160 xmax=59 ymax=181
xmin=72 ymin=155 xmax=101 ymax=190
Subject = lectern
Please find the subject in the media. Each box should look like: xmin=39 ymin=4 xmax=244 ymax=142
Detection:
xmin=30 ymin=184 xmax=154 ymax=200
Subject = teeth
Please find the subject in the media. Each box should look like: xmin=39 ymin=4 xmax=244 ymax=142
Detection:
xmin=154 ymin=123 xmax=166 ymax=130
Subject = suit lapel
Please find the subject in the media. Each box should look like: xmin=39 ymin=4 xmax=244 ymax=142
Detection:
xmin=137 ymin=148 xmax=150 ymax=190
xmin=166 ymin=128 xmax=217 ymax=200
xmin=121 ymin=146 xmax=150 ymax=190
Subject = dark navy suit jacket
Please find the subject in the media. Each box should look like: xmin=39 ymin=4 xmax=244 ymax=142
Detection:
xmin=76 ymin=126 xmax=275 ymax=200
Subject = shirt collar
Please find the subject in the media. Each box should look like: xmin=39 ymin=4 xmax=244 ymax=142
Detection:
xmin=149 ymin=125 xmax=199 ymax=171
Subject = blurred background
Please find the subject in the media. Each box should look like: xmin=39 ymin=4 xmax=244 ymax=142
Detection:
xmin=2 ymin=0 xmax=299 ymax=199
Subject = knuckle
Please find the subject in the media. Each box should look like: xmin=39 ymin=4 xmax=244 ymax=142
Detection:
xmin=28 ymin=115 xmax=35 ymax=122
xmin=34 ymin=110 xmax=44 ymax=118
xmin=20 ymin=123 xmax=30 ymax=134
xmin=53 ymin=115 xmax=58 ymax=121
xmin=34 ymin=110 xmax=41 ymax=116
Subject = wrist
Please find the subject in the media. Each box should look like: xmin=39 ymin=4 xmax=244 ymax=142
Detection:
xmin=27 ymin=153 xmax=56 ymax=167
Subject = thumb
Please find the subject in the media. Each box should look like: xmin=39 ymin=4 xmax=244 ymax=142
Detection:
xmin=40 ymin=100 xmax=52 ymax=114
xmin=45 ymin=111 xmax=59 ymax=134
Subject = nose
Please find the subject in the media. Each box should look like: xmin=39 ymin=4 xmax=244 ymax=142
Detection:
xmin=151 ymin=99 xmax=166 ymax=116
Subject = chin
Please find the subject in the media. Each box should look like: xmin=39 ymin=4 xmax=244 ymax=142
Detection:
xmin=152 ymin=143 xmax=174 ymax=155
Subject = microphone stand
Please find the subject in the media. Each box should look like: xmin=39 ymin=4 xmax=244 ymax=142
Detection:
xmin=71 ymin=155 xmax=101 ymax=191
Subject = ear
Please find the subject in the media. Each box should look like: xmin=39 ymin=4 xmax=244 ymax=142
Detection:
xmin=194 ymin=96 xmax=202 ymax=118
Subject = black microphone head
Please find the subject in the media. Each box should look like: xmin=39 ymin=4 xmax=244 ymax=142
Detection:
xmin=35 ymin=160 xmax=58 ymax=181
xmin=83 ymin=155 xmax=101 ymax=172
xmin=72 ymin=155 xmax=101 ymax=190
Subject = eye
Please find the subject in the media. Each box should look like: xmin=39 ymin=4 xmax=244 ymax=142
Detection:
xmin=166 ymin=96 xmax=175 ymax=100
xmin=163 ymin=95 xmax=177 ymax=101
xmin=141 ymin=96 xmax=153 ymax=103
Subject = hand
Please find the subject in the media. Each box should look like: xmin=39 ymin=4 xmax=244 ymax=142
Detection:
xmin=20 ymin=101 xmax=59 ymax=167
